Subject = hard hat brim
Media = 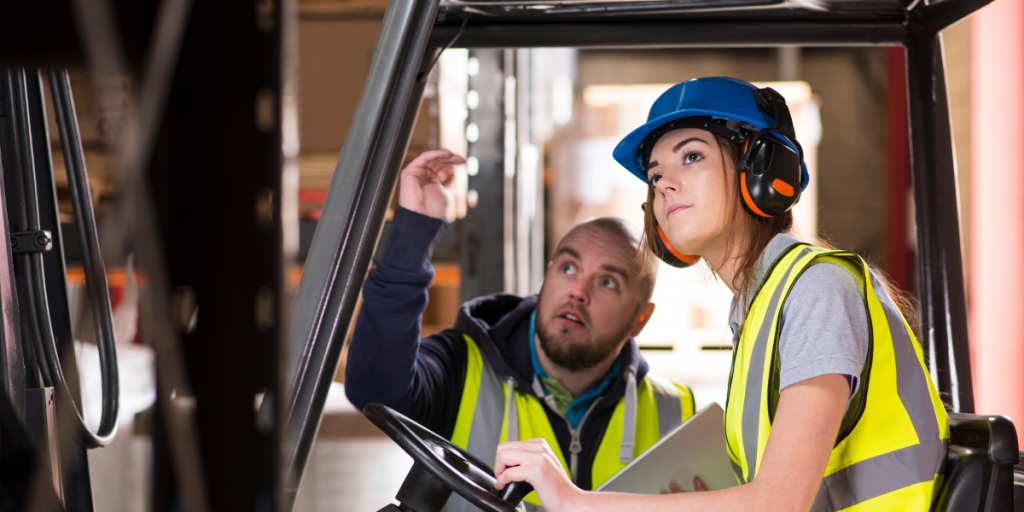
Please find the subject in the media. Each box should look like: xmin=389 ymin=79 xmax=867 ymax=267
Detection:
xmin=613 ymin=108 xmax=774 ymax=183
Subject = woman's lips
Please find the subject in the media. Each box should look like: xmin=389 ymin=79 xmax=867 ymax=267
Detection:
xmin=666 ymin=203 xmax=691 ymax=219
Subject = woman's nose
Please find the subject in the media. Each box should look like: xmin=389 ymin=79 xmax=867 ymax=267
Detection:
xmin=656 ymin=172 xmax=680 ymax=193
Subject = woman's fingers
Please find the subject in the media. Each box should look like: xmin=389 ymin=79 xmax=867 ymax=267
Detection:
xmin=494 ymin=442 xmax=541 ymax=474
xmin=494 ymin=439 xmax=557 ymax=489
xmin=693 ymin=476 xmax=708 ymax=492
xmin=495 ymin=451 xmax=557 ymax=489
xmin=495 ymin=464 xmax=534 ymax=490
xmin=663 ymin=477 xmax=705 ymax=493
xmin=496 ymin=439 xmax=550 ymax=465
xmin=494 ymin=447 xmax=534 ymax=490
xmin=494 ymin=439 xmax=583 ymax=512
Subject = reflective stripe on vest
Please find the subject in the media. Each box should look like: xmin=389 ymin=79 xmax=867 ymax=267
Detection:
xmin=446 ymin=334 xmax=695 ymax=512
xmin=724 ymin=245 xmax=949 ymax=512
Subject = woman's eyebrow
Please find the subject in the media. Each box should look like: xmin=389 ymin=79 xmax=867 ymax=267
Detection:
xmin=648 ymin=136 xmax=708 ymax=174
xmin=673 ymin=137 xmax=710 ymax=153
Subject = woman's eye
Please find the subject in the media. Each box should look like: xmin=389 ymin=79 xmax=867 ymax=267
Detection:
xmin=648 ymin=174 xmax=662 ymax=186
xmin=683 ymin=152 xmax=703 ymax=164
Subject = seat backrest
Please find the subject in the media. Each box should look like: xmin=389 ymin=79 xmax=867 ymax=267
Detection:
xmin=931 ymin=413 xmax=1018 ymax=512
xmin=1014 ymin=452 xmax=1023 ymax=512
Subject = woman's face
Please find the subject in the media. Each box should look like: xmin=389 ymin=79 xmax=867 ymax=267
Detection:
xmin=646 ymin=127 xmax=738 ymax=257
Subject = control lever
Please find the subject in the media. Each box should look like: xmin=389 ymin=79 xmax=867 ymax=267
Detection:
xmin=498 ymin=481 xmax=534 ymax=506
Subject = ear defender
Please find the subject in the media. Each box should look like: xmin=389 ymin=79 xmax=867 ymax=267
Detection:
xmin=737 ymin=87 xmax=807 ymax=218
xmin=641 ymin=202 xmax=701 ymax=269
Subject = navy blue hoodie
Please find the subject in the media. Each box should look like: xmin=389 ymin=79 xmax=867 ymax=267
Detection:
xmin=345 ymin=207 xmax=652 ymax=490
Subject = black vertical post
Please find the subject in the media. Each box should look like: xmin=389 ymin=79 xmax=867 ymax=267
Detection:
xmin=905 ymin=28 xmax=974 ymax=412
xmin=0 ymin=70 xmax=30 ymax=418
xmin=149 ymin=1 xmax=286 ymax=510
xmin=460 ymin=49 xmax=507 ymax=302
xmin=25 ymin=69 xmax=94 ymax=512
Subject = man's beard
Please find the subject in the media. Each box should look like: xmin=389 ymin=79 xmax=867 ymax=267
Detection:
xmin=536 ymin=311 xmax=636 ymax=372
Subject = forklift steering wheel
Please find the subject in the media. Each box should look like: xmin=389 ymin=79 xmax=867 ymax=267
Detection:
xmin=364 ymin=403 xmax=534 ymax=512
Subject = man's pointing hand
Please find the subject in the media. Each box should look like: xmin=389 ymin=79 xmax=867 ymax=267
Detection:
xmin=398 ymin=149 xmax=465 ymax=220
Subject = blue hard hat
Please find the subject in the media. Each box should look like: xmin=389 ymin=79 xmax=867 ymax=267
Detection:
xmin=613 ymin=77 xmax=778 ymax=183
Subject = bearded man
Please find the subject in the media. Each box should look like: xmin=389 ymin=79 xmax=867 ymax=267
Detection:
xmin=345 ymin=150 xmax=695 ymax=511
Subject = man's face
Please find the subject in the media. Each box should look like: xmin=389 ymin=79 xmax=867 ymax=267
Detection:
xmin=535 ymin=225 xmax=649 ymax=372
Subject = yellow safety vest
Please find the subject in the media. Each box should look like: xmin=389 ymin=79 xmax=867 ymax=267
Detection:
xmin=725 ymin=244 xmax=949 ymax=511
xmin=447 ymin=333 xmax=695 ymax=511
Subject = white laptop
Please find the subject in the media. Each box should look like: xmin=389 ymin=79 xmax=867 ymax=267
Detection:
xmin=596 ymin=403 xmax=739 ymax=494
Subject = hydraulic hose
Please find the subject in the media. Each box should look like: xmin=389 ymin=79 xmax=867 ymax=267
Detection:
xmin=38 ymin=69 xmax=119 ymax=447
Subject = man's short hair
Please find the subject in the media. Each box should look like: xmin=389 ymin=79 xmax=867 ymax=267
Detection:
xmin=556 ymin=217 xmax=658 ymax=303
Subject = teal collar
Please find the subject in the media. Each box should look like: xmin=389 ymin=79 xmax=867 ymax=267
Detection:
xmin=528 ymin=310 xmax=548 ymax=378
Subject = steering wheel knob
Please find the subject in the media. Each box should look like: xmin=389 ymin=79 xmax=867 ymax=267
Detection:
xmin=498 ymin=481 xmax=534 ymax=506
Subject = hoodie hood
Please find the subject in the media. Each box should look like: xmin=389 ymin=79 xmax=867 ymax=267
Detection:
xmin=452 ymin=292 xmax=650 ymax=408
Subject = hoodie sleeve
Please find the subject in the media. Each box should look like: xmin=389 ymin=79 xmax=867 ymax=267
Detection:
xmin=345 ymin=206 xmax=467 ymax=436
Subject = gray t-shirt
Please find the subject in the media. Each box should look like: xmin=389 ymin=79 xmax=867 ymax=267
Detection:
xmin=729 ymin=233 xmax=868 ymax=396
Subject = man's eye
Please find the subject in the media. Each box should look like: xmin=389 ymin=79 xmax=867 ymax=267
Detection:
xmin=601 ymin=277 xmax=617 ymax=289
xmin=562 ymin=264 xmax=576 ymax=274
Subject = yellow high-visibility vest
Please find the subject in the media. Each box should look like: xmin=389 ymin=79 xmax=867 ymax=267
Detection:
xmin=725 ymin=244 xmax=949 ymax=511
xmin=446 ymin=333 xmax=694 ymax=512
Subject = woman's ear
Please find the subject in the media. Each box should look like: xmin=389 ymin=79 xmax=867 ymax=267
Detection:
xmin=631 ymin=303 xmax=656 ymax=337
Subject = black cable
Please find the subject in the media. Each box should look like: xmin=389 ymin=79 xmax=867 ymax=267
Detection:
xmin=42 ymin=69 xmax=120 ymax=448
xmin=2 ymin=70 xmax=112 ymax=445
xmin=420 ymin=16 xmax=470 ymax=84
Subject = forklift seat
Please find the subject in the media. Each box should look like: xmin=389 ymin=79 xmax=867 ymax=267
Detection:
xmin=931 ymin=413 xmax=1019 ymax=512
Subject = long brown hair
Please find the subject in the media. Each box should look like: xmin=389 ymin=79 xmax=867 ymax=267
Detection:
xmin=639 ymin=133 xmax=792 ymax=297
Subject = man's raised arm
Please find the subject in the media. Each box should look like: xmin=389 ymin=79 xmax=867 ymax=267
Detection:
xmin=344 ymin=150 xmax=467 ymax=433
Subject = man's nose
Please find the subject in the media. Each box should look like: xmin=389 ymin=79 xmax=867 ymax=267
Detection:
xmin=568 ymin=277 xmax=590 ymax=304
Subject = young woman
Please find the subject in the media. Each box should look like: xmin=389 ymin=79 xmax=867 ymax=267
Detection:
xmin=493 ymin=77 xmax=949 ymax=512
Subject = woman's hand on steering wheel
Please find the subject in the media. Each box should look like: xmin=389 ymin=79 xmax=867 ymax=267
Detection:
xmin=494 ymin=439 xmax=586 ymax=512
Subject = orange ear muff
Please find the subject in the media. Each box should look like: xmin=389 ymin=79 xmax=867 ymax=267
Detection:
xmin=656 ymin=225 xmax=700 ymax=266
xmin=740 ymin=172 xmax=772 ymax=218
